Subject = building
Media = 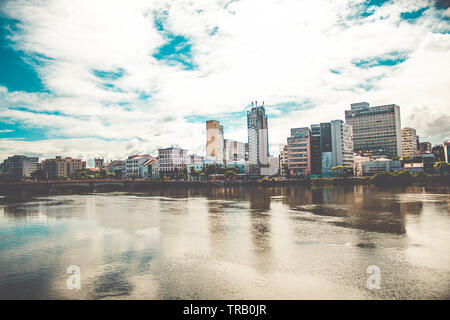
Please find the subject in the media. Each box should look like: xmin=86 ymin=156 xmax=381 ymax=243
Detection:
xmin=142 ymin=158 xmax=159 ymax=180
xmin=444 ymin=139 xmax=450 ymax=163
xmin=320 ymin=122 xmax=333 ymax=176
xmin=206 ymin=120 xmax=224 ymax=164
xmin=279 ymin=144 xmax=289 ymax=176
xmin=345 ymin=102 xmax=402 ymax=158
xmin=330 ymin=120 xmax=354 ymax=171
xmin=310 ymin=124 xmax=322 ymax=176
xmin=95 ymin=158 xmax=104 ymax=169
xmin=432 ymin=144 xmax=445 ymax=162
xmin=125 ymin=154 xmax=154 ymax=179
xmin=418 ymin=142 xmax=432 ymax=155
xmin=2 ymin=155 xmax=39 ymax=180
xmin=42 ymin=156 xmax=86 ymax=180
xmin=361 ymin=158 xmax=402 ymax=176
xmin=287 ymin=127 xmax=311 ymax=177
xmin=422 ymin=153 xmax=435 ymax=174
xmin=223 ymin=139 xmax=247 ymax=164
xmin=247 ymin=102 xmax=270 ymax=176
xmin=187 ymin=154 xmax=204 ymax=180
xmin=158 ymin=147 xmax=188 ymax=178
xmin=105 ymin=160 xmax=124 ymax=178
xmin=401 ymin=128 xmax=418 ymax=157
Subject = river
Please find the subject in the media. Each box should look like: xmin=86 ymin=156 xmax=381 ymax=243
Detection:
xmin=0 ymin=185 xmax=449 ymax=299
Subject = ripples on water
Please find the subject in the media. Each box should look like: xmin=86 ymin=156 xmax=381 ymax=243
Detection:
xmin=0 ymin=185 xmax=449 ymax=299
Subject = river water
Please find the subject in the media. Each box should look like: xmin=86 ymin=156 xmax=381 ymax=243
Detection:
xmin=0 ymin=185 xmax=449 ymax=299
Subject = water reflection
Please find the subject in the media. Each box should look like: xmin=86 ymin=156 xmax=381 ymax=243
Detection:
xmin=0 ymin=185 xmax=449 ymax=299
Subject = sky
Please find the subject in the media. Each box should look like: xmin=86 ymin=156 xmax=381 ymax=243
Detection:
xmin=0 ymin=0 xmax=449 ymax=165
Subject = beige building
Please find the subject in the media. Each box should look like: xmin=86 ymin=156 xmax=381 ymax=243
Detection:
xmin=279 ymin=144 xmax=288 ymax=176
xmin=401 ymin=127 xmax=418 ymax=157
xmin=42 ymin=156 xmax=86 ymax=179
xmin=206 ymin=120 xmax=224 ymax=164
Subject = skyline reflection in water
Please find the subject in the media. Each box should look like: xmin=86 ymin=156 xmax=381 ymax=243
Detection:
xmin=0 ymin=185 xmax=449 ymax=299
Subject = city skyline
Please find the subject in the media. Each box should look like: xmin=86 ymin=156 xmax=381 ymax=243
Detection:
xmin=1 ymin=0 xmax=450 ymax=162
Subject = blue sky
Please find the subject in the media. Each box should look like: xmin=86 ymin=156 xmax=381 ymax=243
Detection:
xmin=0 ymin=0 xmax=449 ymax=161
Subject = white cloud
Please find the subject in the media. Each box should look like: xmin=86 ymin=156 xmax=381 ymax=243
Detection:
xmin=0 ymin=0 xmax=449 ymax=161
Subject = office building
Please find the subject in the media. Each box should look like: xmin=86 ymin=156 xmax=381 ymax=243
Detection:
xmin=206 ymin=120 xmax=224 ymax=164
xmin=247 ymin=102 xmax=270 ymax=176
xmin=2 ymin=155 xmax=39 ymax=180
xmin=345 ymin=102 xmax=402 ymax=158
xmin=320 ymin=122 xmax=333 ymax=176
xmin=330 ymin=120 xmax=354 ymax=170
xmin=287 ymin=127 xmax=311 ymax=177
xmin=42 ymin=156 xmax=86 ymax=180
xmin=401 ymin=128 xmax=418 ymax=157
xmin=310 ymin=124 xmax=322 ymax=176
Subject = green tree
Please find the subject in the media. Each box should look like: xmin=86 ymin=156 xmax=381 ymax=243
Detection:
xmin=434 ymin=161 xmax=449 ymax=176
xmin=31 ymin=169 xmax=46 ymax=181
xmin=331 ymin=165 xmax=351 ymax=177
xmin=225 ymin=167 xmax=238 ymax=180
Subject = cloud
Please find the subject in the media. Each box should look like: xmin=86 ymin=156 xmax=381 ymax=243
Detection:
xmin=0 ymin=0 xmax=449 ymax=161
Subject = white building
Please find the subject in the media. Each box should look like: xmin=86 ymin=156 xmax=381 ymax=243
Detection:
xmin=125 ymin=154 xmax=154 ymax=179
xmin=158 ymin=147 xmax=188 ymax=176
xmin=330 ymin=120 xmax=354 ymax=169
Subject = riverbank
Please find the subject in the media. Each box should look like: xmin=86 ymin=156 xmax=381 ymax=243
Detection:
xmin=0 ymin=175 xmax=448 ymax=196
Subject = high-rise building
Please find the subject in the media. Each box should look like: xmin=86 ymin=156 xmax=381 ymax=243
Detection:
xmin=287 ymin=127 xmax=311 ymax=177
xmin=42 ymin=156 xmax=86 ymax=180
xmin=206 ymin=120 xmax=224 ymax=164
xmin=2 ymin=155 xmax=39 ymax=180
xmin=310 ymin=124 xmax=322 ymax=176
xmin=330 ymin=120 xmax=354 ymax=170
xmin=401 ymin=128 xmax=418 ymax=157
xmin=247 ymin=102 xmax=270 ymax=176
xmin=316 ymin=120 xmax=354 ymax=176
xmin=320 ymin=122 xmax=333 ymax=176
xmin=158 ymin=147 xmax=188 ymax=177
xmin=345 ymin=102 xmax=402 ymax=158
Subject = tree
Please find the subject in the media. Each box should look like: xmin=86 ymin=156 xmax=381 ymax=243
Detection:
xmin=434 ymin=161 xmax=449 ymax=176
xmin=331 ymin=165 xmax=351 ymax=177
xmin=225 ymin=167 xmax=238 ymax=180
xmin=282 ymin=163 xmax=290 ymax=178
xmin=31 ymin=169 xmax=46 ymax=181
